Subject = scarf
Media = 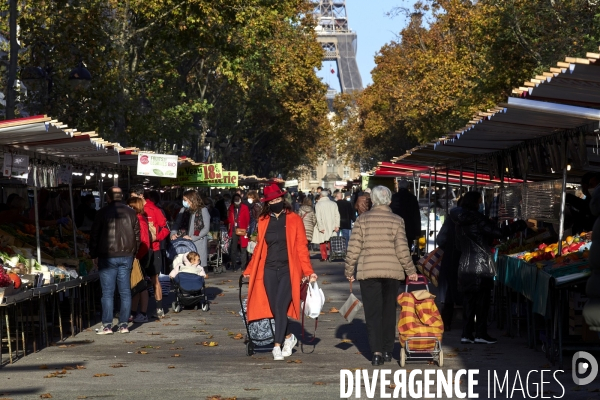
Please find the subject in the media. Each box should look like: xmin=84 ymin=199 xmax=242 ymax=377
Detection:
xmin=178 ymin=208 xmax=204 ymax=237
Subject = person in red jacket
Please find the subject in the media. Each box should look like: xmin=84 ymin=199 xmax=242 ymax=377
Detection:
xmin=228 ymin=193 xmax=250 ymax=271
xmin=127 ymin=197 xmax=151 ymax=323
xmin=130 ymin=186 xmax=170 ymax=318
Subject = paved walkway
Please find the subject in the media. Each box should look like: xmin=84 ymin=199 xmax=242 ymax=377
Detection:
xmin=1 ymin=255 xmax=599 ymax=399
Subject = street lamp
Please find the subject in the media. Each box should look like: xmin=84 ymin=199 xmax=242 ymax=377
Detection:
xmin=68 ymin=61 xmax=92 ymax=90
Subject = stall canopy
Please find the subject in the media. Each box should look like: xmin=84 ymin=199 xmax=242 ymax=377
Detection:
xmin=392 ymin=51 xmax=600 ymax=182
xmin=0 ymin=115 xmax=128 ymax=165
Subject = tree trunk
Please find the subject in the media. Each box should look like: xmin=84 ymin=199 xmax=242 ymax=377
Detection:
xmin=6 ymin=0 xmax=18 ymax=119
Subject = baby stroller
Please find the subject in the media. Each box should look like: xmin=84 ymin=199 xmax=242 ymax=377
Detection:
xmin=171 ymin=271 xmax=209 ymax=312
xmin=166 ymin=238 xmax=198 ymax=263
xmin=397 ymin=275 xmax=444 ymax=367
xmin=239 ymin=275 xmax=275 ymax=356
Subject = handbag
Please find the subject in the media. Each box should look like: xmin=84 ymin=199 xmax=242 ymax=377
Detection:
xmin=416 ymin=247 xmax=444 ymax=287
xmin=235 ymin=228 xmax=247 ymax=236
xmin=339 ymin=281 xmax=363 ymax=322
xmin=471 ymin=240 xmax=497 ymax=278
xmin=130 ymin=258 xmax=148 ymax=295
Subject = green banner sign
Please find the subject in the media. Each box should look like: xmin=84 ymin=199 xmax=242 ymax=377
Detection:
xmin=160 ymin=163 xmax=223 ymax=185
xmin=187 ymin=171 xmax=238 ymax=188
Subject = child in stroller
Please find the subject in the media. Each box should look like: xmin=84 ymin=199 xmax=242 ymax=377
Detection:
xmin=170 ymin=251 xmax=209 ymax=312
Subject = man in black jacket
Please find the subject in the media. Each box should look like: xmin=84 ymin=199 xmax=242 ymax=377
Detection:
xmin=335 ymin=191 xmax=356 ymax=246
xmin=390 ymin=179 xmax=421 ymax=253
xmin=90 ymin=187 xmax=140 ymax=335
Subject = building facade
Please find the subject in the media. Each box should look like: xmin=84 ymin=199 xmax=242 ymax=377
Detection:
xmin=297 ymin=157 xmax=359 ymax=193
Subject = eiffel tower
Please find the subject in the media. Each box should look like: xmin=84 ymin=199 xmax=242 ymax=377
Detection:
xmin=315 ymin=0 xmax=363 ymax=93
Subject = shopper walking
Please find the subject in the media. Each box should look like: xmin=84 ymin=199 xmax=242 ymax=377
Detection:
xmin=228 ymin=193 xmax=250 ymax=271
xmin=312 ymin=190 xmax=340 ymax=262
xmin=243 ymin=183 xmax=317 ymax=361
xmin=355 ymin=188 xmax=372 ymax=216
xmin=90 ymin=187 xmax=140 ymax=334
xmin=247 ymin=190 xmax=262 ymax=238
xmin=345 ymin=186 xmax=418 ymax=365
xmin=126 ymin=197 xmax=152 ymax=323
xmin=170 ymin=190 xmax=211 ymax=271
xmin=298 ymin=197 xmax=316 ymax=244
xmin=130 ymin=186 xmax=170 ymax=318
xmin=451 ymin=191 xmax=529 ymax=345
xmin=335 ymin=191 xmax=355 ymax=246
xmin=390 ymin=178 xmax=422 ymax=253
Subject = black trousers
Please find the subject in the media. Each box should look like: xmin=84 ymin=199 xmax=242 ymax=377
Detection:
xmin=264 ymin=267 xmax=292 ymax=345
xmin=462 ymin=279 xmax=493 ymax=338
xmin=230 ymin=234 xmax=247 ymax=268
xmin=359 ymin=278 xmax=401 ymax=354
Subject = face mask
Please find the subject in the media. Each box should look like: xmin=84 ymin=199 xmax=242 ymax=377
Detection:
xmin=247 ymin=199 xmax=253 ymax=204
xmin=478 ymin=203 xmax=484 ymax=214
xmin=182 ymin=200 xmax=190 ymax=209
xmin=346 ymin=198 xmax=351 ymax=202
xmin=234 ymin=200 xmax=241 ymax=206
xmin=270 ymin=201 xmax=284 ymax=214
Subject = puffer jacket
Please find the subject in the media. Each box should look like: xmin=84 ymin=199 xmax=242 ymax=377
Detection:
xmin=298 ymin=205 xmax=316 ymax=242
xmin=451 ymin=207 xmax=526 ymax=292
xmin=345 ymin=205 xmax=416 ymax=280
xmin=90 ymin=202 xmax=141 ymax=260
xmin=584 ymin=185 xmax=600 ymax=331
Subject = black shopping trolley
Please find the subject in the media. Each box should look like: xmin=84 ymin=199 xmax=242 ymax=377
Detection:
xmin=239 ymin=275 xmax=275 ymax=356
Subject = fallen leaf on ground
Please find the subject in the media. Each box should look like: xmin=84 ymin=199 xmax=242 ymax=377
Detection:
xmin=39 ymin=365 xmax=48 ymax=370
xmin=226 ymin=311 xmax=237 ymax=315
xmin=62 ymin=366 xmax=74 ymax=371
xmin=172 ymin=354 xmax=181 ymax=357
xmin=206 ymin=396 xmax=236 ymax=400
xmin=110 ymin=364 xmax=126 ymax=368
xmin=149 ymin=332 xmax=162 ymax=336
xmin=136 ymin=351 xmax=148 ymax=355
xmin=163 ymin=323 xmax=179 ymax=326
xmin=141 ymin=345 xmax=154 ymax=348
xmin=313 ymin=382 xmax=327 ymax=385
xmin=286 ymin=359 xmax=302 ymax=364
xmin=169 ymin=347 xmax=184 ymax=350
xmin=202 ymin=341 xmax=219 ymax=347
xmin=40 ymin=394 xmax=53 ymax=399
xmin=58 ymin=345 xmax=68 ymax=348
xmin=93 ymin=373 xmax=113 ymax=377
xmin=217 ymin=293 xmax=225 ymax=297
xmin=232 ymin=334 xmax=244 ymax=340
xmin=76 ymin=365 xmax=86 ymax=370
xmin=168 ymin=365 xmax=176 ymax=369
xmin=340 ymin=339 xmax=352 ymax=343
xmin=329 ymin=307 xmax=339 ymax=313
xmin=389 ymin=384 xmax=396 ymax=389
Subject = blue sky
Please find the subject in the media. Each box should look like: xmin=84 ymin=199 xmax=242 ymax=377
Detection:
xmin=316 ymin=0 xmax=409 ymax=91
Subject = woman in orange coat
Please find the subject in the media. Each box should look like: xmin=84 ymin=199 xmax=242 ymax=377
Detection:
xmin=243 ymin=184 xmax=317 ymax=361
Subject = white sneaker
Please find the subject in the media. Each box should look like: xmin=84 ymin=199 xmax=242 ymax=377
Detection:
xmin=281 ymin=334 xmax=297 ymax=357
xmin=272 ymin=346 xmax=284 ymax=361
xmin=133 ymin=314 xmax=148 ymax=323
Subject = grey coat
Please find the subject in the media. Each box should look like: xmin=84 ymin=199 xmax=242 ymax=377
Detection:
xmin=171 ymin=207 xmax=211 ymax=267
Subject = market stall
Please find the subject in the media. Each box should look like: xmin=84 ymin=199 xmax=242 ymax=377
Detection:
xmin=382 ymin=51 xmax=600 ymax=366
xmin=0 ymin=115 xmax=134 ymax=364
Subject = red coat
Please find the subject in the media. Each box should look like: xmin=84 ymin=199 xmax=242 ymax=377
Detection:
xmin=136 ymin=214 xmax=151 ymax=260
xmin=144 ymin=200 xmax=169 ymax=251
xmin=244 ymin=211 xmax=314 ymax=322
xmin=228 ymin=204 xmax=250 ymax=248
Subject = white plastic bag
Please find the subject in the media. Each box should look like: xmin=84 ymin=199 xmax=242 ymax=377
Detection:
xmin=303 ymin=281 xmax=325 ymax=319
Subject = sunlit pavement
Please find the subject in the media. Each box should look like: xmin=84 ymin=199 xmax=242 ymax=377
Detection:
xmin=1 ymin=253 xmax=599 ymax=400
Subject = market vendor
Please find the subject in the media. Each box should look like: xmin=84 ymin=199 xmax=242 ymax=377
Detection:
xmin=584 ymin=184 xmax=600 ymax=336
xmin=75 ymin=194 xmax=97 ymax=233
xmin=0 ymin=196 xmax=69 ymax=227
xmin=566 ymin=172 xmax=600 ymax=235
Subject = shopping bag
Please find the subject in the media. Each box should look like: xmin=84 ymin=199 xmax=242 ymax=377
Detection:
xmin=303 ymin=282 xmax=325 ymax=319
xmin=339 ymin=282 xmax=363 ymax=322
xmin=130 ymin=258 xmax=147 ymax=295
xmin=247 ymin=241 xmax=257 ymax=254
xmin=416 ymin=247 xmax=444 ymax=287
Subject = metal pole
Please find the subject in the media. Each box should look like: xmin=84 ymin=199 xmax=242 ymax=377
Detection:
xmin=417 ymin=176 xmax=421 ymax=201
xmin=557 ymin=167 xmax=568 ymax=255
xmin=459 ymin=165 xmax=463 ymax=195
xmin=445 ymin=168 xmax=449 ymax=215
xmin=474 ymin=161 xmax=478 ymax=190
xmin=426 ymin=170 xmax=432 ymax=252
xmin=68 ymin=182 xmax=78 ymax=259
xmin=33 ymin=166 xmax=41 ymax=264
xmin=433 ymin=169 xmax=438 ymax=246
xmin=5 ymin=0 xmax=18 ymax=119
xmin=412 ymin=172 xmax=417 ymax=195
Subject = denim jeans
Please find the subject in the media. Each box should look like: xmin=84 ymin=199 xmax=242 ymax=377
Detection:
xmin=98 ymin=256 xmax=133 ymax=327
xmin=340 ymin=229 xmax=351 ymax=247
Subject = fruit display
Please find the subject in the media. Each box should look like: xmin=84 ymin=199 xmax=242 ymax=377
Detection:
xmin=516 ymin=233 xmax=590 ymax=263
xmin=0 ymin=222 xmax=83 ymax=259
xmin=0 ymin=265 xmax=13 ymax=288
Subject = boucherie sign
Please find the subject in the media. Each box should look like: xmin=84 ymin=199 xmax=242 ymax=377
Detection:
xmin=137 ymin=153 xmax=178 ymax=178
